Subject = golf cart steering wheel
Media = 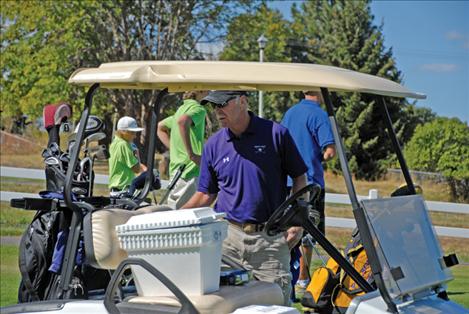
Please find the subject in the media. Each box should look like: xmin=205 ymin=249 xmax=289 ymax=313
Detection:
xmin=264 ymin=183 xmax=321 ymax=236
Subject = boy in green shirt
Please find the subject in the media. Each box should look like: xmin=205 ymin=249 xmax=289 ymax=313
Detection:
xmin=109 ymin=116 xmax=148 ymax=197
xmin=157 ymin=91 xmax=207 ymax=208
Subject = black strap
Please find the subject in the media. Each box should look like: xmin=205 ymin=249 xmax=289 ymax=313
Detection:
xmin=18 ymin=227 xmax=40 ymax=301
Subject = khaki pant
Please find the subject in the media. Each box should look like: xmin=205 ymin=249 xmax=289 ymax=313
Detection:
xmin=223 ymin=224 xmax=292 ymax=305
xmin=167 ymin=177 xmax=198 ymax=209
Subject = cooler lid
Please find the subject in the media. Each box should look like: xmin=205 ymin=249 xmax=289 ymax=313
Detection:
xmin=116 ymin=207 xmax=225 ymax=233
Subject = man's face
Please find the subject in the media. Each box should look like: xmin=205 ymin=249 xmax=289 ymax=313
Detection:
xmin=214 ymin=96 xmax=246 ymax=129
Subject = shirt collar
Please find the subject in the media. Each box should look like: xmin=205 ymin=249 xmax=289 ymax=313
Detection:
xmin=226 ymin=111 xmax=257 ymax=142
xmin=301 ymin=99 xmax=320 ymax=106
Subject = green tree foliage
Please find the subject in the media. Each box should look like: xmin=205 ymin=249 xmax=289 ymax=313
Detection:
xmin=1 ymin=1 xmax=87 ymax=118
xmin=405 ymin=118 xmax=469 ymax=202
xmin=1 ymin=0 xmax=253 ymax=156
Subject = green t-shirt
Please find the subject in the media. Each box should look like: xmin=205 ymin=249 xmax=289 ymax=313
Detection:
xmin=108 ymin=135 xmax=139 ymax=189
xmin=162 ymin=99 xmax=207 ymax=180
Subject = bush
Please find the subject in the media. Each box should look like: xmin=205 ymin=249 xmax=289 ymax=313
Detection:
xmin=405 ymin=118 xmax=469 ymax=202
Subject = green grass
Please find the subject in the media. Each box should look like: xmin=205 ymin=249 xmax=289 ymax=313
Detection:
xmin=0 ymin=245 xmax=21 ymax=307
xmin=0 ymin=202 xmax=35 ymax=236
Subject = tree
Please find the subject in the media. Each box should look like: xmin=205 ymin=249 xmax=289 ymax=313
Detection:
xmin=290 ymin=0 xmax=422 ymax=179
xmin=405 ymin=118 xmax=469 ymax=202
xmin=219 ymin=3 xmax=299 ymax=122
xmin=1 ymin=0 xmax=253 ymax=157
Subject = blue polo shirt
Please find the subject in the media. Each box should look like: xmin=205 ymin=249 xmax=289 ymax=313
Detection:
xmin=281 ymin=99 xmax=335 ymax=188
xmin=198 ymin=112 xmax=307 ymax=224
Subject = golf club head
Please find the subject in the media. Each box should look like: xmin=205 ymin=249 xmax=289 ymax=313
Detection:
xmin=72 ymin=186 xmax=87 ymax=196
xmin=71 ymin=115 xmax=105 ymax=141
xmin=48 ymin=142 xmax=61 ymax=157
xmin=44 ymin=156 xmax=63 ymax=172
xmin=91 ymin=144 xmax=110 ymax=160
xmin=42 ymin=148 xmax=52 ymax=159
xmin=86 ymin=132 xmax=106 ymax=143
xmin=78 ymin=157 xmax=92 ymax=182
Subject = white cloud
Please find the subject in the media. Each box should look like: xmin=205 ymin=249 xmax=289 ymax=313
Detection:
xmin=420 ymin=64 xmax=458 ymax=72
xmin=446 ymin=31 xmax=469 ymax=50
xmin=446 ymin=31 xmax=464 ymax=40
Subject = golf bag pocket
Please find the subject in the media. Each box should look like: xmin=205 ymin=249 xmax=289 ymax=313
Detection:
xmin=301 ymin=258 xmax=339 ymax=312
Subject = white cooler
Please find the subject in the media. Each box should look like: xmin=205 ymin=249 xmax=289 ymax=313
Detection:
xmin=116 ymin=207 xmax=228 ymax=296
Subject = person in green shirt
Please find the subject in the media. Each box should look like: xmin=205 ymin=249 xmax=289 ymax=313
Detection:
xmin=157 ymin=90 xmax=208 ymax=208
xmin=109 ymin=116 xmax=148 ymax=197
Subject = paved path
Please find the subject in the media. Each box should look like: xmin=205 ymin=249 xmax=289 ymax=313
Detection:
xmin=0 ymin=166 xmax=169 ymax=188
xmin=1 ymin=236 xmax=21 ymax=246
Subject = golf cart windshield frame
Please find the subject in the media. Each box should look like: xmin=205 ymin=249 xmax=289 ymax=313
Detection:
xmin=65 ymin=61 xmax=424 ymax=313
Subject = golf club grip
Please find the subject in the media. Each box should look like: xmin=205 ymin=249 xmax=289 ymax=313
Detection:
xmin=159 ymin=164 xmax=186 ymax=205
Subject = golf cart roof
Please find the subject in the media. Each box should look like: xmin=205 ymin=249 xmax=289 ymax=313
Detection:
xmin=68 ymin=61 xmax=426 ymax=99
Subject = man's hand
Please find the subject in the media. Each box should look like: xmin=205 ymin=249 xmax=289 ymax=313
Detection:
xmin=323 ymin=144 xmax=336 ymax=161
xmin=189 ymin=153 xmax=201 ymax=166
xmin=285 ymin=226 xmax=303 ymax=249
xmin=181 ymin=191 xmax=216 ymax=209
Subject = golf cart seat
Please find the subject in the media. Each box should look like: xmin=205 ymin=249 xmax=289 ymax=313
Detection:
xmin=126 ymin=281 xmax=284 ymax=314
xmin=83 ymin=205 xmax=172 ymax=269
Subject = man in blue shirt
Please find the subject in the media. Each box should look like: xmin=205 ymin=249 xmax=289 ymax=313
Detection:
xmin=281 ymin=91 xmax=336 ymax=290
xmin=183 ymin=91 xmax=308 ymax=305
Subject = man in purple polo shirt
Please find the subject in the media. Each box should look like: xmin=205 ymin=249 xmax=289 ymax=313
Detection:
xmin=183 ymin=90 xmax=308 ymax=305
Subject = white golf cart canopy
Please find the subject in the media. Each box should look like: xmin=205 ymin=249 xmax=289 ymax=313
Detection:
xmin=68 ymin=61 xmax=426 ymax=99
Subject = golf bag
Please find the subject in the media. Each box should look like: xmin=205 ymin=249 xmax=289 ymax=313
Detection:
xmin=301 ymin=228 xmax=375 ymax=314
xmin=18 ymin=104 xmax=111 ymax=302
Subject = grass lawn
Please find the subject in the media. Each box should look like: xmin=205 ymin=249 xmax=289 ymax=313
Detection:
xmin=0 ymin=245 xmax=21 ymax=307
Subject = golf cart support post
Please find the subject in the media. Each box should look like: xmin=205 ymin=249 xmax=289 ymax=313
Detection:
xmin=63 ymin=61 xmax=438 ymax=313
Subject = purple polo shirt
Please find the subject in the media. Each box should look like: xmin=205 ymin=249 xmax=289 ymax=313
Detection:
xmin=198 ymin=112 xmax=307 ymax=224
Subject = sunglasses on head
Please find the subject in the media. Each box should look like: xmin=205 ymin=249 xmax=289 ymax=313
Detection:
xmin=211 ymin=96 xmax=240 ymax=109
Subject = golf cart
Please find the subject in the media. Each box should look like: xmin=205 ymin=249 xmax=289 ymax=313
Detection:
xmin=3 ymin=61 xmax=466 ymax=314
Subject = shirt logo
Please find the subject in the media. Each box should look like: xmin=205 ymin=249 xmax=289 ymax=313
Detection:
xmin=254 ymin=145 xmax=266 ymax=154
xmin=223 ymin=157 xmax=230 ymax=163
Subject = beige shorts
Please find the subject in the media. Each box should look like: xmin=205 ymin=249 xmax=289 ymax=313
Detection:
xmin=222 ymin=223 xmax=292 ymax=305
xmin=167 ymin=176 xmax=198 ymax=209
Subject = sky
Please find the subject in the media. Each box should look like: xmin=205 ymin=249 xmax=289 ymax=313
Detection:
xmin=267 ymin=0 xmax=469 ymax=122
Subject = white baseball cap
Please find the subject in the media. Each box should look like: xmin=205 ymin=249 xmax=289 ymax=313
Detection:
xmin=117 ymin=116 xmax=144 ymax=132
